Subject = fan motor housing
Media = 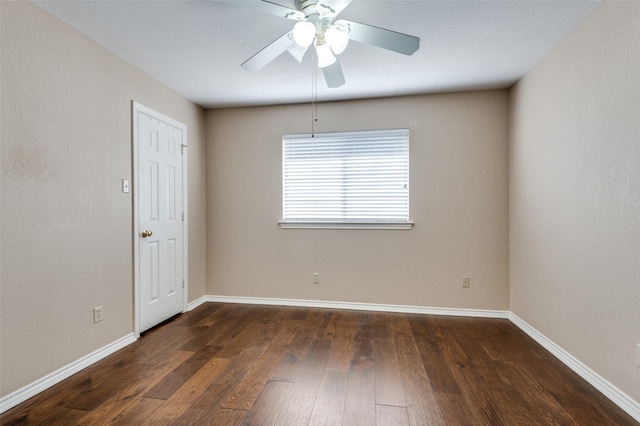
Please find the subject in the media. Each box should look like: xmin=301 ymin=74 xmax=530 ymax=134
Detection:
xmin=295 ymin=0 xmax=319 ymax=16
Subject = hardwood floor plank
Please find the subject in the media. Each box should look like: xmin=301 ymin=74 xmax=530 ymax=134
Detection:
xmin=376 ymin=404 xmax=410 ymax=426
xmin=215 ymin=322 xmax=268 ymax=358
xmin=325 ymin=319 xmax=357 ymax=371
xmin=350 ymin=337 xmax=375 ymax=372
xmin=407 ymin=314 xmax=442 ymax=354
xmin=353 ymin=311 xmax=375 ymax=341
xmin=241 ymin=380 xmax=291 ymax=426
xmin=178 ymin=325 xmax=224 ymax=352
xmin=372 ymin=313 xmax=394 ymax=341
xmin=408 ymin=315 xmax=464 ymax=395
xmin=222 ymin=325 xmax=295 ymax=410
xmin=343 ymin=370 xmax=376 ymax=426
xmin=63 ymin=358 xmax=154 ymax=411
xmin=205 ymin=306 xmax=264 ymax=348
xmin=451 ymin=366 xmax=505 ymax=425
xmin=290 ymin=307 xmax=310 ymax=320
xmin=192 ymin=304 xmax=226 ymax=328
xmin=342 ymin=340 xmax=376 ymax=426
xmin=434 ymin=391 xmax=479 ymax=426
xmin=274 ymin=338 xmax=332 ymax=425
xmin=0 ymin=382 xmax=78 ymax=425
xmin=373 ymin=339 xmax=406 ymax=407
xmin=436 ymin=329 xmax=472 ymax=370
xmin=342 ymin=338 xmax=376 ymax=425
xmin=513 ymin=356 xmax=633 ymax=425
xmin=492 ymin=387 xmax=555 ymax=425
xmin=168 ymin=407 xmax=247 ymax=426
xmin=144 ymin=346 xmax=220 ymax=400
xmin=171 ymin=302 xmax=221 ymax=327
xmin=388 ymin=312 xmax=413 ymax=335
xmin=206 ymin=408 xmax=247 ymax=425
xmin=203 ymin=313 xmax=253 ymax=348
xmin=305 ymin=309 xmax=334 ymax=339
xmin=187 ymin=346 xmax=266 ymax=413
xmin=308 ymin=369 xmax=349 ymax=425
xmin=502 ymin=366 xmax=577 ymax=425
xmin=4 ymin=407 xmax=88 ymax=426
xmin=146 ymin=357 xmax=232 ymax=424
xmin=134 ymin=323 xmax=197 ymax=365
xmin=76 ymin=350 xmax=194 ymax=424
xmin=109 ymin=397 xmax=167 ymax=426
xmin=394 ymin=332 xmax=445 ymax=425
xmin=418 ymin=351 xmax=462 ymax=395
xmin=269 ymin=331 xmax=312 ymax=383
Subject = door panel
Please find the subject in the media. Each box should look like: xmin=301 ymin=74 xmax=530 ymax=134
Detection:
xmin=137 ymin=109 xmax=185 ymax=333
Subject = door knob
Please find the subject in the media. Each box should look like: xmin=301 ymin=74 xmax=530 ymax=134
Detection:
xmin=141 ymin=230 xmax=153 ymax=238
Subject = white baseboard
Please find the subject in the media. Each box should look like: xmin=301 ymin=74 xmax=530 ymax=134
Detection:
xmin=205 ymin=295 xmax=510 ymax=318
xmin=0 ymin=333 xmax=137 ymax=414
xmin=509 ymin=313 xmax=640 ymax=423
xmin=187 ymin=295 xmax=208 ymax=311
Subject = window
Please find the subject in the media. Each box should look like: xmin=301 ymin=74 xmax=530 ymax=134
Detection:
xmin=281 ymin=129 xmax=412 ymax=229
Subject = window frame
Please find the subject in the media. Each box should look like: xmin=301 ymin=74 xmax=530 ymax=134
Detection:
xmin=280 ymin=128 xmax=413 ymax=230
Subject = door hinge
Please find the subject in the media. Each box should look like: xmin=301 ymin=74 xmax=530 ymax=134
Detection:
xmin=182 ymin=212 xmax=184 ymax=222
xmin=182 ymin=279 xmax=185 ymax=289
xmin=181 ymin=144 xmax=187 ymax=155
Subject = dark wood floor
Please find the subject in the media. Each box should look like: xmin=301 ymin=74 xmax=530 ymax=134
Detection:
xmin=1 ymin=303 xmax=636 ymax=425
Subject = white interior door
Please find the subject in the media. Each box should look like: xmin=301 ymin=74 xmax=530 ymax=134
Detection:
xmin=133 ymin=102 xmax=188 ymax=334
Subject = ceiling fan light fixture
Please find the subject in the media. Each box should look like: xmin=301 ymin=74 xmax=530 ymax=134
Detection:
xmin=292 ymin=21 xmax=316 ymax=48
xmin=287 ymin=42 xmax=308 ymax=63
xmin=315 ymin=42 xmax=336 ymax=68
xmin=325 ymin=25 xmax=349 ymax=55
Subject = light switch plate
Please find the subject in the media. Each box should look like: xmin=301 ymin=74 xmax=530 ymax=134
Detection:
xmin=122 ymin=179 xmax=130 ymax=193
xmin=462 ymin=276 xmax=470 ymax=288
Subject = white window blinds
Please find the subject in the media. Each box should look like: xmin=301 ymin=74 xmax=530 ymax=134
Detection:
xmin=282 ymin=129 xmax=410 ymax=228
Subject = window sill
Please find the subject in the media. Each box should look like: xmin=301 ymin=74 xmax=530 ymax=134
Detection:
xmin=279 ymin=222 xmax=414 ymax=230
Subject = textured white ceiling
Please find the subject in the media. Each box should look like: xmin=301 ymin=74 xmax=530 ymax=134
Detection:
xmin=33 ymin=0 xmax=602 ymax=108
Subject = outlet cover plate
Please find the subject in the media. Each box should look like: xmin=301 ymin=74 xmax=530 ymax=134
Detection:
xmin=93 ymin=306 xmax=103 ymax=323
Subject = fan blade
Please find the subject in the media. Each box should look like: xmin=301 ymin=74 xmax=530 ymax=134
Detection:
xmin=242 ymin=31 xmax=294 ymax=71
xmin=220 ymin=0 xmax=305 ymax=21
xmin=322 ymin=59 xmax=346 ymax=88
xmin=337 ymin=19 xmax=420 ymax=55
xmin=319 ymin=0 xmax=353 ymax=16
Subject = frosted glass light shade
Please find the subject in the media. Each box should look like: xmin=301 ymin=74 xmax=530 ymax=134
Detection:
xmin=315 ymin=43 xmax=336 ymax=68
xmin=325 ymin=25 xmax=349 ymax=55
xmin=292 ymin=21 xmax=316 ymax=48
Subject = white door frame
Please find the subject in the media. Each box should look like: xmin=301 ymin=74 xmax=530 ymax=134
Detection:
xmin=132 ymin=101 xmax=188 ymax=338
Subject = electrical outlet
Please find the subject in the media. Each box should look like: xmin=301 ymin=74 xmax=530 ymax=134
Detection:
xmin=313 ymin=273 xmax=320 ymax=284
xmin=462 ymin=276 xmax=470 ymax=288
xmin=93 ymin=306 xmax=103 ymax=323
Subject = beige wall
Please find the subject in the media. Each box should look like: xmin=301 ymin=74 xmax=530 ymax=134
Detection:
xmin=0 ymin=2 xmax=207 ymax=396
xmin=206 ymin=92 xmax=510 ymax=310
xmin=510 ymin=1 xmax=640 ymax=402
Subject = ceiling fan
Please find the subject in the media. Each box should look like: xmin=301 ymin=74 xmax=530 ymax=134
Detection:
xmin=223 ymin=0 xmax=420 ymax=88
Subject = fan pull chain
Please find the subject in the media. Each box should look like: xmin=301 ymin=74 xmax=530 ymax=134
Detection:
xmin=311 ymin=49 xmax=318 ymax=137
